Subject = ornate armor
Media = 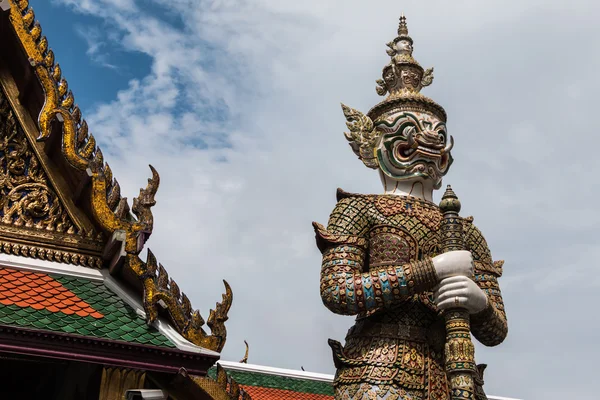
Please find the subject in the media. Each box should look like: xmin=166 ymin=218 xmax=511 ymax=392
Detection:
xmin=314 ymin=190 xmax=507 ymax=399
xmin=314 ymin=14 xmax=508 ymax=400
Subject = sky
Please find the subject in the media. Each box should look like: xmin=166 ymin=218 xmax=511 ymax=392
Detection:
xmin=26 ymin=0 xmax=600 ymax=398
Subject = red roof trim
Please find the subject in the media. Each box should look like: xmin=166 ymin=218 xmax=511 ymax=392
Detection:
xmin=241 ymin=386 xmax=334 ymax=399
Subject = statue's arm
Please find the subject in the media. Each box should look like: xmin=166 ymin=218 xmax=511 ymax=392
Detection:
xmin=464 ymin=221 xmax=508 ymax=346
xmin=313 ymin=197 xmax=438 ymax=316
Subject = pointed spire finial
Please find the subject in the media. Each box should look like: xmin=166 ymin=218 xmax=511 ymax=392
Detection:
xmin=439 ymin=185 xmax=461 ymax=214
xmin=398 ymin=13 xmax=408 ymax=36
xmin=239 ymin=340 xmax=249 ymax=363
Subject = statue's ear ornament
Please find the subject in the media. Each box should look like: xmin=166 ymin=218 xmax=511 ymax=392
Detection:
xmin=385 ymin=41 xmax=397 ymax=57
xmin=341 ymin=104 xmax=380 ymax=169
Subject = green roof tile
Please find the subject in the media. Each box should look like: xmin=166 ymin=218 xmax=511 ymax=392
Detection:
xmin=208 ymin=368 xmax=335 ymax=396
xmin=0 ymin=269 xmax=174 ymax=349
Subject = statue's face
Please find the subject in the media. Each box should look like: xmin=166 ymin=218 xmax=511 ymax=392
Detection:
xmin=375 ymin=112 xmax=453 ymax=189
xmin=396 ymin=39 xmax=413 ymax=54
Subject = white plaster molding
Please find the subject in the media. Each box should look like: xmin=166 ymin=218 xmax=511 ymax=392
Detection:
xmin=217 ymin=360 xmax=335 ymax=382
xmin=126 ymin=389 xmax=167 ymax=400
xmin=101 ymin=270 xmax=219 ymax=357
xmin=0 ymin=253 xmax=104 ymax=281
xmin=488 ymin=397 xmax=523 ymax=400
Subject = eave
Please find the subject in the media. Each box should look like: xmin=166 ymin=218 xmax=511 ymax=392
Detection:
xmin=0 ymin=324 xmax=217 ymax=375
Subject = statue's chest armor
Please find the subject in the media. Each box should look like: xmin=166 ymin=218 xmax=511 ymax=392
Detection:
xmin=366 ymin=196 xmax=442 ymax=270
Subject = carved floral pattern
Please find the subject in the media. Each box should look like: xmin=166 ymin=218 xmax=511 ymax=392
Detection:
xmin=0 ymin=91 xmax=77 ymax=234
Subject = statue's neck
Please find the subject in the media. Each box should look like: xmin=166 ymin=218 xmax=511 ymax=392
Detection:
xmin=379 ymin=171 xmax=435 ymax=202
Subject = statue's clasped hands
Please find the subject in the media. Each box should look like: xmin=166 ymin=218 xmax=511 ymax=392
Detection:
xmin=432 ymin=250 xmax=488 ymax=314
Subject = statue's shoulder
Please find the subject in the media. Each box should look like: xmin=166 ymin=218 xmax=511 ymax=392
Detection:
xmin=332 ymin=188 xmax=377 ymax=210
xmin=462 ymin=217 xmax=504 ymax=277
xmin=336 ymin=188 xmax=374 ymax=202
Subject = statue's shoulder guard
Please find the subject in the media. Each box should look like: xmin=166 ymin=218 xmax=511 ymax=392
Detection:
xmin=336 ymin=187 xmax=371 ymax=202
xmin=312 ymin=188 xmax=373 ymax=254
xmin=462 ymin=216 xmax=503 ymax=277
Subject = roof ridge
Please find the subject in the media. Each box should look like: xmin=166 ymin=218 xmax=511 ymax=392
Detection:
xmin=7 ymin=0 xmax=157 ymax=256
xmin=217 ymin=360 xmax=335 ymax=382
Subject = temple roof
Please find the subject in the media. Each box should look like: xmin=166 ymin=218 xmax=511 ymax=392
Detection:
xmin=0 ymin=0 xmax=232 ymax=366
xmin=0 ymin=254 xmax=223 ymax=375
xmin=0 ymin=267 xmax=173 ymax=347
xmin=212 ymin=361 xmax=334 ymax=399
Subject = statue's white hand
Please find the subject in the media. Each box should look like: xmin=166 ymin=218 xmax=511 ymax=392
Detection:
xmin=432 ymin=250 xmax=473 ymax=280
xmin=434 ymin=276 xmax=488 ymax=314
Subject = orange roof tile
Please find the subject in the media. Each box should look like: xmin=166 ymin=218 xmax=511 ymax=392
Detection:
xmin=0 ymin=268 xmax=103 ymax=319
xmin=241 ymin=386 xmax=334 ymax=400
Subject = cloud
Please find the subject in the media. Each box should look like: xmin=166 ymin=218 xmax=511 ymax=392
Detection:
xmin=74 ymin=25 xmax=118 ymax=69
xmin=52 ymin=0 xmax=600 ymax=398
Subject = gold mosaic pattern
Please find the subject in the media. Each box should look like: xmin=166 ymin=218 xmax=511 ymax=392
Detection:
xmin=463 ymin=220 xmax=507 ymax=346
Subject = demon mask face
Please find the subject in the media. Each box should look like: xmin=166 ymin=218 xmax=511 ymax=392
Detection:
xmin=375 ymin=112 xmax=453 ymax=189
xmin=341 ymin=14 xmax=452 ymax=189
xmin=342 ymin=106 xmax=453 ymax=190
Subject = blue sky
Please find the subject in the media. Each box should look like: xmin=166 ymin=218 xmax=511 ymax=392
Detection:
xmin=38 ymin=1 xmax=232 ymax=151
xmin=35 ymin=2 xmax=151 ymax=109
xmin=19 ymin=1 xmax=600 ymax=399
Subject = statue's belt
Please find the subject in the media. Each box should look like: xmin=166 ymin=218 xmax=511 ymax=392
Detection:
xmin=347 ymin=320 xmax=446 ymax=350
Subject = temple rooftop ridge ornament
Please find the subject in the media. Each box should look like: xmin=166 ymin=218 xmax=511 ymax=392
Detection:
xmin=371 ymin=14 xmax=446 ymax=123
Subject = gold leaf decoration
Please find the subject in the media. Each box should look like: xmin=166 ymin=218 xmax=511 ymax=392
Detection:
xmin=0 ymin=90 xmax=78 ymax=234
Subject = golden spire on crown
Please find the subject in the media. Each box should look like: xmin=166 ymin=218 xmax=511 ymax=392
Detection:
xmin=371 ymin=14 xmax=446 ymax=122
xmin=398 ymin=12 xmax=409 ymax=36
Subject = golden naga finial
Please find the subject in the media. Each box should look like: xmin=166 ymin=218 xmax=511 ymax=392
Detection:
xmin=90 ymin=163 xmax=159 ymax=255
xmin=198 ymin=279 xmax=233 ymax=352
xmin=131 ymin=164 xmax=160 ymax=243
xmin=129 ymin=251 xmax=233 ymax=353
xmin=240 ymin=340 xmax=249 ymax=363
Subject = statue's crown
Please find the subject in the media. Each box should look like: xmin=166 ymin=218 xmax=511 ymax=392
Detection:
xmin=369 ymin=14 xmax=447 ymax=122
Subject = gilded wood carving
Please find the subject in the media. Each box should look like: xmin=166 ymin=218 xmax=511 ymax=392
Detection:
xmin=4 ymin=0 xmax=233 ymax=352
